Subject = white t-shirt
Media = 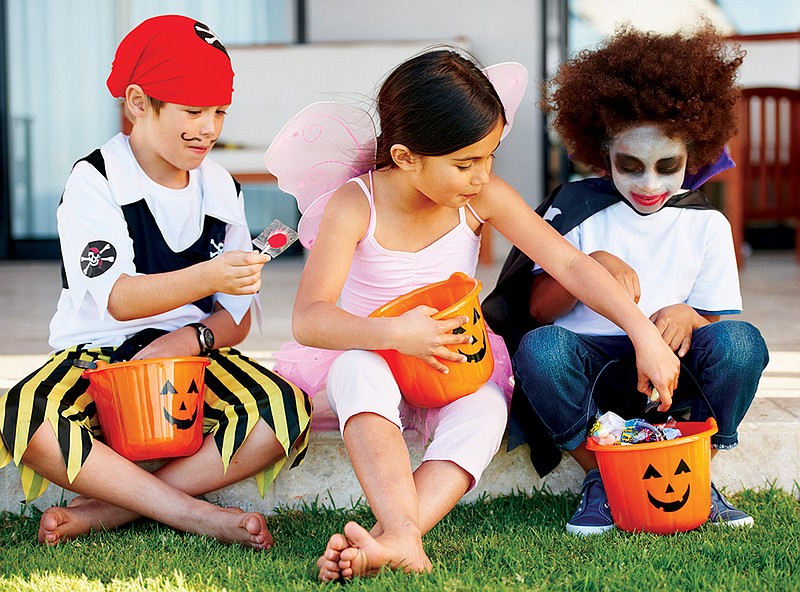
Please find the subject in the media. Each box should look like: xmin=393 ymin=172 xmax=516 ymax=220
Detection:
xmin=535 ymin=199 xmax=742 ymax=336
xmin=49 ymin=133 xmax=257 ymax=350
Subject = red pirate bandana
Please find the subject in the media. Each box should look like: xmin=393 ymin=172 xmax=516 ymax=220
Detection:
xmin=106 ymin=14 xmax=234 ymax=106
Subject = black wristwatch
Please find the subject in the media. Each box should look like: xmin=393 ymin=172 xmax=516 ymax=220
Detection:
xmin=187 ymin=322 xmax=215 ymax=354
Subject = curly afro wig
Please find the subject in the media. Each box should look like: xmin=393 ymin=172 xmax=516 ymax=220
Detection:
xmin=543 ymin=25 xmax=745 ymax=174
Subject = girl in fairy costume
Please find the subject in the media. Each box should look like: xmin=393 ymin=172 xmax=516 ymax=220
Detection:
xmin=265 ymin=48 xmax=680 ymax=579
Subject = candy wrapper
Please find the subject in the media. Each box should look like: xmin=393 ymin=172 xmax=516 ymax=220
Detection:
xmin=589 ymin=411 xmax=626 ymax=446
xmin=645 ymin=386 xmax=661 ymax=413
xmin=252 ymin=219 xmax=299 ymax=259
xmin=590 ymin=411 xmax=683 ymax=446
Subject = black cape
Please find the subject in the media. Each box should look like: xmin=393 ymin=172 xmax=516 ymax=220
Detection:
xmin=482 ymin=177 xmax=717 ymax=477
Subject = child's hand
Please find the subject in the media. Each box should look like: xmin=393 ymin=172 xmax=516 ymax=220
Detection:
xmin=395 ymin=306 xmax=472 ymax=373
xmin=589 ymin=250 xmax=640 ymax=303
xmin=634 ymin=332 xmax=680 ymax=412
xmin=207 ymin=250 xmax=269 ymax=295
xmin=650 ymin=304 xmax=707 ymax=357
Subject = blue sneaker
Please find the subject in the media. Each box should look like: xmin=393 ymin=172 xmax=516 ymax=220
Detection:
xmin=566 ymin=469 xmax=615 ymax=535
xmin=709 ymin=482 xmax=754 ymax=527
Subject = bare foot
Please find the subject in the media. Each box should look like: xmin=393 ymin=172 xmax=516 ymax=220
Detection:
xmin=317 ymin=533 xmax=349 ymax=581
xmin=337 ymin=521 xmax=432 ymax=578
xmin=208 ymin=510 xmax=273 ymax=550
xmin=38 ymin=506 xmax=93 ymax=545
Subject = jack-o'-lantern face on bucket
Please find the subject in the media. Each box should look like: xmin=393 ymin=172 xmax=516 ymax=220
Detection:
xmin=643 ymin=458 xmax=692 ymax=512
xmin=452 ymin=307 xmax=488 ymax=363
xmin=161 ymin=378 xmax=201 ymax=430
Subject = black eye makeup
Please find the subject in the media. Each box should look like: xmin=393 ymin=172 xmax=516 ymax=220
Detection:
xmin=613 ymin=154 xmax=685 ymax=175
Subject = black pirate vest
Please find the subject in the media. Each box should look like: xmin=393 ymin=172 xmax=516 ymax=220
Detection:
xmin=60 ymin=149 xmax=241 ymax=314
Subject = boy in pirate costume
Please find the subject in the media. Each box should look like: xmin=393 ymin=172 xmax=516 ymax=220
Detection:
xmin=0 ymin=15 xmax=311 ymax=548
xmin=483 ymin=26 xmax=769 ymax=535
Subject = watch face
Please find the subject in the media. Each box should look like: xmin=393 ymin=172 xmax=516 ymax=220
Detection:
xmin=201 ymin=326 xmax=215 ymax=350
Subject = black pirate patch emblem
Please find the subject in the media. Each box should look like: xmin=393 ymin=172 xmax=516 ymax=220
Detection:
xmin=80 ymin=241 xmax=116 ymax=278
xmin=194 ymin=21 xmax=228 ymax=56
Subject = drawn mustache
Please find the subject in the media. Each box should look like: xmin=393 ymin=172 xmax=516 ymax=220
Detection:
xmin=181 ymin=132 xmax=203 ymax=142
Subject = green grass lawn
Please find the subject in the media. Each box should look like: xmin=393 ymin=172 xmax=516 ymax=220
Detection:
xmin=1 ymin=486 xmax=798 ymax=592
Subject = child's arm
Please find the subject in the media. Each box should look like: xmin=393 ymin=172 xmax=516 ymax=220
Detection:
xmin=477 ymin=175 xmax=680 ymax=407
xmin=107 ymin=250 xmax=268 ymax=321
xmin=530 ymin=251 xmax=641 ymax=324
xmin=292 ymin=183 xmax=472 ymax=373
xmin=131 ymin=303 xmax=251 ymax=360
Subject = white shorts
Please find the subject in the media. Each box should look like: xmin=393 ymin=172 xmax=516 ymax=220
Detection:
xmin=326 ymin=349 xmax=508 ymax=490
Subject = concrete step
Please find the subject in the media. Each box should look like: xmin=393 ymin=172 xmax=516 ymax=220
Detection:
xmin=2 ymin=397 xmax=797 ymax=516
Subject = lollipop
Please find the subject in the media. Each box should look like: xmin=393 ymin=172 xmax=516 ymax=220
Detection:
xmin=252 ymin=219 xmax=299 ymax=259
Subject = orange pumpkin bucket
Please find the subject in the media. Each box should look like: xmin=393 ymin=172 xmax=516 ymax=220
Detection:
xmin=83 ymin=357 xmax=210 ymax=462
xmin=586 ymin=418 xmax=718 ymax=534
xmin=369 ymin=272 xmax=494 ymax=408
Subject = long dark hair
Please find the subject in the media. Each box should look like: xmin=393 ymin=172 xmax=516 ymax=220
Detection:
xmin=374 ymin=49 xmax=506 ymax=169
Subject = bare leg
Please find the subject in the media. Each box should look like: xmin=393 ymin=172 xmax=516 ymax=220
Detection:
xmin=365 ymin=459 xmax=472 ymax=540
xmin=45 ymin=418 xmax=285 ymax=537
xmin=317 ymin=413 xmax=431 ymax=581
xmin=25 ymin=420 xmax=282 ymax=547
xmin=568 ymin=442 xmax=598 ymax=473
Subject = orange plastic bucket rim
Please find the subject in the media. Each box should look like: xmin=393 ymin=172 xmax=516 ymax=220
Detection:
xmin=369 ymin=272 xmax=481 ymax=320
xmin=83 ymin=356 xmax=210 ymax=461
xmin=586 ymin=417 xmax=718 ymax=534
xmin=369 ymin=272 xmax=494 ymax=408
xmin=585 ymin=417 xmax=718 ymax=453
xmin=82 ymin=356 xmax=211 ymax=376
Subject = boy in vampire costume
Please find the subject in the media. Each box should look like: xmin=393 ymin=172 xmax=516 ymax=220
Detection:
xmin=482 ymin=26 xmax=769 ymax=535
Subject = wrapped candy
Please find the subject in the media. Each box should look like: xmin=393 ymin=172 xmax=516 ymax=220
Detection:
xmin=252 ymin=219 xmax=299 ymax=259
xmin=589 ymin=411 xmax=626 ymax=445
xmin=645 ymin=386 xmax=661 ymax=413
xmin=620 ymin=419 xmax=663 ymax=444
xmin=590 ymin=411 xmax=683 ymax=446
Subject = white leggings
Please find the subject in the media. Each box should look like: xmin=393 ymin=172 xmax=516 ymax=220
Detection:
xmin=326 ymin=349 xmax=508 ymax=489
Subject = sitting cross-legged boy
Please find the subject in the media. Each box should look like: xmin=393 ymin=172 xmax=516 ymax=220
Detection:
xmin=0 ymin=15 xmax=311 ymax=547
xmin=483 ymin=26 xmax=769 ymax=535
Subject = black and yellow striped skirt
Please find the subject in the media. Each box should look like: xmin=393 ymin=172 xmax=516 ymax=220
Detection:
xmin=0 ymin=346 xmax=311 ymax=502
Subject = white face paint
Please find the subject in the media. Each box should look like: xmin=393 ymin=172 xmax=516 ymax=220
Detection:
xmin=608 ymin=125 xmax=688 ymax=215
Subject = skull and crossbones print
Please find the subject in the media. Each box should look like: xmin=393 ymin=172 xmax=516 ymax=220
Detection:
xmin=194 ymin=22 xmax=228 ymax=55
xmin=80 ymin=241 xmax=117 ymax=278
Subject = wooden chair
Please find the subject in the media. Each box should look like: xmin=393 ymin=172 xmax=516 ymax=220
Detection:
xmin=720 ymin=87 xmax=800 ymax=265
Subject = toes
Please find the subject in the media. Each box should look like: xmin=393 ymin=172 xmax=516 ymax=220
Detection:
xmin=317 ymin=562 xmax=342 ymax=582
xmin=342 ymin=520 xmax=372 ymax=543
xmin=323 ymin=547 xmax=341 ymax=561
xmin=241 ymin=513 xmax=272 ymax=550
xmin=38 ymin=509 xmax=63 ymax=545
xmin=328 ymin=532 xmax=348 ymax=552
xmin=243 ymin=514 xmax=264 ymax=536
xmin=340 ymin=546 xmax=359 ymax=562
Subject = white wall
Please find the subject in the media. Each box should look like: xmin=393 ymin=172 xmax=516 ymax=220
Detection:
xmin=305 ymin=0 xmax=545 ymax=209
xmin=736 ymin=38 xmax=800 ymax=88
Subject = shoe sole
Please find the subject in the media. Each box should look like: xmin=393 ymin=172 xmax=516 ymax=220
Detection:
xmin=710 ymin=515 xmax=754 ymax=527
xmin=565 ymin=523 xmax=616 ymax=536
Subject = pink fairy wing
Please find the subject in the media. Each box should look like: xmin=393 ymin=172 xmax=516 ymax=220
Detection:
xmin=482 ymin=62 xmax=529 ymax=140
xmin=264 ymin=102 xmax=377 ymax=248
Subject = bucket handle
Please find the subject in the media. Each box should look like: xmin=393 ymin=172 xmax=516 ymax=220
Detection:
xmin=74 ymin=358 xmax=111 ymax=376
xmin=73 ymin=359 xmax=97 ymax=370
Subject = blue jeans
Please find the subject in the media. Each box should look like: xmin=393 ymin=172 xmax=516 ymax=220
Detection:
xmin=512 ymin=320 xmax=769 ymax=451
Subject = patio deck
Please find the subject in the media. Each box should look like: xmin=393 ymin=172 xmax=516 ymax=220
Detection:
xmin=1 ymin=252 xmax=798 ymax=514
